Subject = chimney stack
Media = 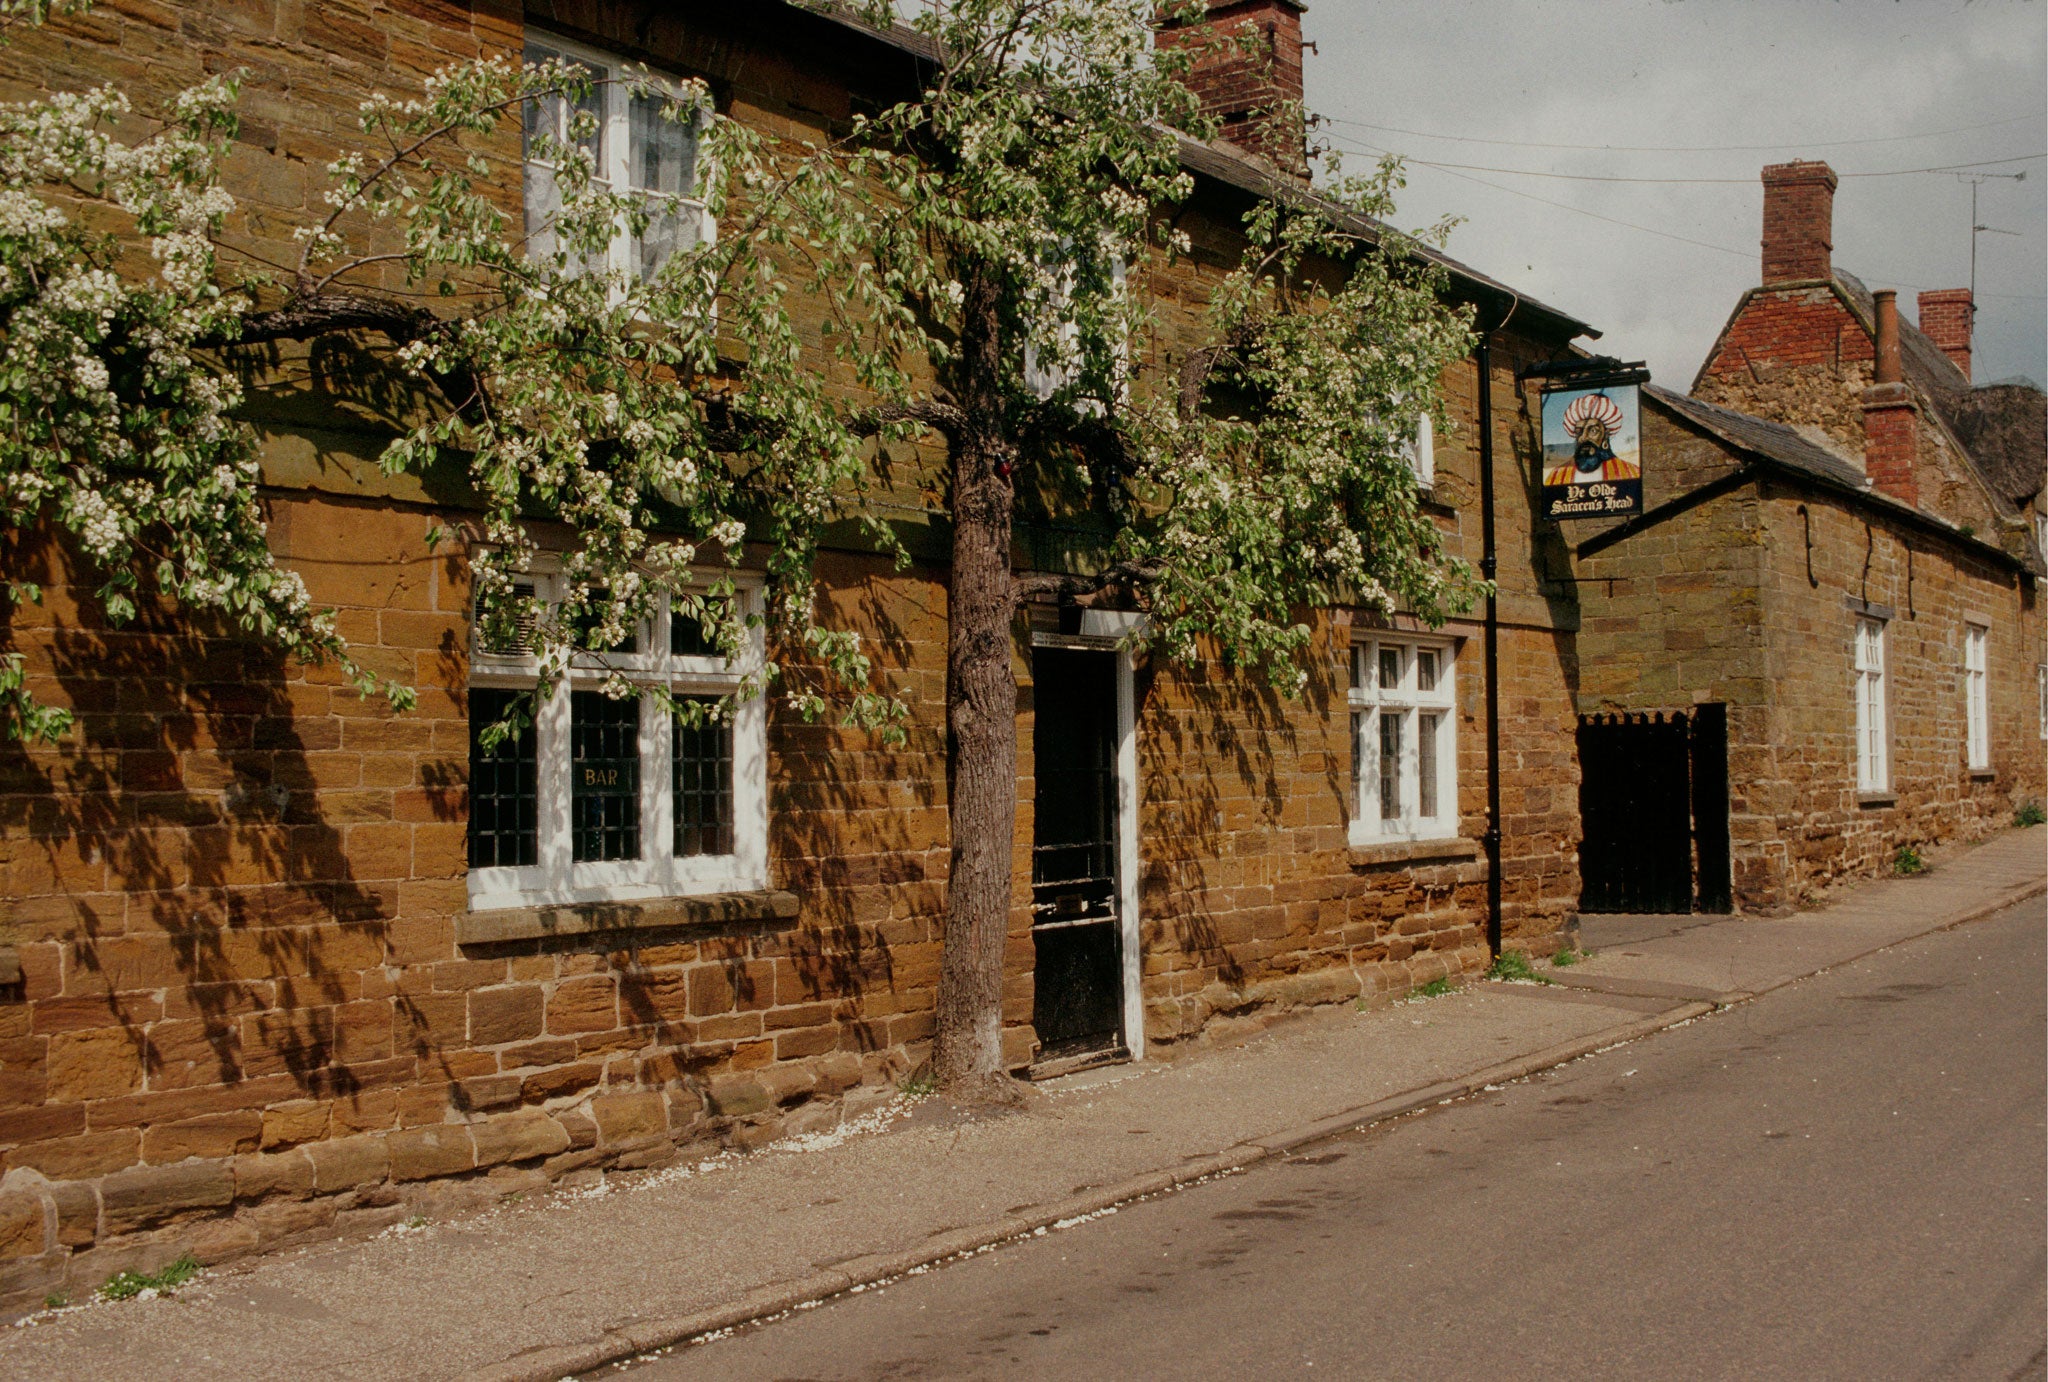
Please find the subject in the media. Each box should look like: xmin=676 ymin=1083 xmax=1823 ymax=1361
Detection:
xmin=1157 ymin=0 xmax=1309 ymax=181
xmin=1861 ymin=289 xmax=1919 ymax=506
xmin=1759 ymin=161 xmax=1837 ymax=285
xmin=1916 ymin=288 xmax=1973 ymax=382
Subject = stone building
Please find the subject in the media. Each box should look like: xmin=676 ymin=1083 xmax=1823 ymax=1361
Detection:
xmin=1569 ymin=162 xmax=2045 ymax=912
xmin=0 ymin=0 xmax=1600 ymax=1305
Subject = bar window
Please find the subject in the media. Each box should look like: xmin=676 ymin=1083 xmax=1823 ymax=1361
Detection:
xmin=571 ymin=691 xmax=641 ymax=862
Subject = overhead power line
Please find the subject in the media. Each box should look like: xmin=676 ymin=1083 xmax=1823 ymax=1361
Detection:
xmin=1321 ymin=111 xmax=2048 ymax=155
xmin=1345 ymin=148 xmax=2046 ymax=186
xmin=1330 ymin=140 xmax=2048 ymax=302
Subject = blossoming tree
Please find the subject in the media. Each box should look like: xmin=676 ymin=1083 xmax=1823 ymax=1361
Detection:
xmin=0 ymin=0 xmax=1478 ymax=1097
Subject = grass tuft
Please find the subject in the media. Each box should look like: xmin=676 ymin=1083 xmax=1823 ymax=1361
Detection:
xmin=1486 ymin=951 xmax=1551 ymax=985
xmin=100 ymin=1254 xmax=200 ymax=1302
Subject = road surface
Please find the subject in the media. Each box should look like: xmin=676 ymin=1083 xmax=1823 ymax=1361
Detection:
xmin=627 ymin=897 xmax=2047 ymax=1380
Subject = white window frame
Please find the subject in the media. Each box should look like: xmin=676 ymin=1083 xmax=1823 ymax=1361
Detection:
xmin=1964 ymin=620 xmax=1990 ymax=771
xmin=1404 ymin=410 xmax=1436 ymax=489
xmin=1854 ymin=615 xmax=1889 ymax=793
xmin=467 ymin=566 xmax=768 ymax=911
xmin=2038 ymin=662 xmax=2047 ymax=743
xmin=1348 ymin=633 xmax=1458 ymax=844
xmin=1024 ymin=248 xmax=1127 ymax=405
xmin=522 ymin=30 xmax=715 ymax=289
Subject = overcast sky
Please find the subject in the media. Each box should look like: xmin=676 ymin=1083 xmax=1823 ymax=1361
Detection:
xmin=1303 ymin=0 xmax=2047 ymax=391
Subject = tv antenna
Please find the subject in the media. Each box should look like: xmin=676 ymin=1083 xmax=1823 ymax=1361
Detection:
xmin=1951 ymin=169 xmax=2025 ymax=307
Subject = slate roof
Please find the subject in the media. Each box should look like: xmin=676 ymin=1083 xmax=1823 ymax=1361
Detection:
xmin=1832 ymin=270 xmax=2045 ymax=515
xmin=1645 ymin=385 xmax=1868 ymax=490
xmin=1931 ymin=381 xmax=2047 ymax=510
xmin=1644 ymin=383 xmax=2041 ymax=575
xmin=797 ymin=1 xmax=1598 ymax=342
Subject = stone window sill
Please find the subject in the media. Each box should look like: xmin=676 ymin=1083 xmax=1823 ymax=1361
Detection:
xmin=457 ymin=889 xmax=799 ymax=947
xmin=1856 ymin=792 xmax=1897 ymax=809
xmin=1349 ymin=836 xmax=1481 ymax=869
xmin=1969 ymin=769 xmax=1996 ymax=782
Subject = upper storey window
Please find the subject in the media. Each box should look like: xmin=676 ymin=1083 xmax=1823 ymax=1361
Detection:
xmin=522 ymin=34 xmax=711 ymax=283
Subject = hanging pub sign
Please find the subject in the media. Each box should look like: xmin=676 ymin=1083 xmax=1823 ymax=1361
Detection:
xmin=1540 ymin=378 xmax=1644 ymax=520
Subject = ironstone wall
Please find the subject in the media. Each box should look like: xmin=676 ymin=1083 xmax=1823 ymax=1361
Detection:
xmin=0 ymin=0 xmax=1586 ymax=1309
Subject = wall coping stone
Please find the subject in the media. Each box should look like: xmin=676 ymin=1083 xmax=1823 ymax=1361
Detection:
xmin=1348 ymin=837 xmax=1482 ymax=870
xmin=456 ymin=889 xmax=801 ymax=947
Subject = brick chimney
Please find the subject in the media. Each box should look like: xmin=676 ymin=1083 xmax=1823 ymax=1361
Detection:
xmin=1760 ymin=161 xmax=1837 ymax=285
xmin=1916 ymin=288 xmax=1973 ymax=382
xmin=1157 ymin=0 xmax=1309 ymax=180
xmin=1862 ymin=289 xmax=1919 ymax=506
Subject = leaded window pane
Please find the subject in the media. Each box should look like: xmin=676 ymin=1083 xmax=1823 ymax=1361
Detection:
xmin=468 ymin=688 xmax=538 ymax=868
xmin=571 ymin=691 xmax=641 ymax=862
xmin=673 ymin=697 xmax=734 ymax=857
xmin=1379 ymin=646 xmax=1401 ymax=692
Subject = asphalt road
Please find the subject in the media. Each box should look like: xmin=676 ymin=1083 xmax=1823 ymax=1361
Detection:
xmin=626 ymin=898 xmax=2048 ymax=1381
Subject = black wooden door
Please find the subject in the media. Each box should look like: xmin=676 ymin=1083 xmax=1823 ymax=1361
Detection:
xmin=1578 ymin=711 xmax=1694 ymax=913
xmin=1030 ymin=648 xmax=1124 ymax=1060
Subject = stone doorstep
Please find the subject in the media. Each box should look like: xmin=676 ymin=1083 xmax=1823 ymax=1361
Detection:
xmin=454 ymin=889 xmax=801 ymax=946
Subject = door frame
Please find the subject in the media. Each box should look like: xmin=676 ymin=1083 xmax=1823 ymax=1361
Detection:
xmin=1029 ymin=629 xmax=1144 ymax=1061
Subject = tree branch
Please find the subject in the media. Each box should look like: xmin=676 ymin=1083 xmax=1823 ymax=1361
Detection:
xmin=1013 ymin=557 xmax=1165 ymax=604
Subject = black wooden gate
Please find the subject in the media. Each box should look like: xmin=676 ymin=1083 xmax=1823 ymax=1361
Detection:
xmin=1577 ymin=704 xmax=1730 ymax=914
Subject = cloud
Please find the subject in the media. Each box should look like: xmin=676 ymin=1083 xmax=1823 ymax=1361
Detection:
xmin=1307 ymin=0 xmax=2047 ymax=388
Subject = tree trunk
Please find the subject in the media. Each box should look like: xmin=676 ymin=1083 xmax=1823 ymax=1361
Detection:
xmin=932 ymin=261 xmax=1021 ymax=1099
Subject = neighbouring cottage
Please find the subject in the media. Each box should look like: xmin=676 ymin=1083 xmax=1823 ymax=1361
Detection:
xmin=1568 ymin=161 xmax=2045 ymax=914
xmin=0 ymin=0 xmax=1602 ymax=1307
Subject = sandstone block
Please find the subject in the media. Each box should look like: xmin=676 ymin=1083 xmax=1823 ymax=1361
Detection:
xmin=100 ymin=1159 xmax=234 ymax=1234
xmin=703 ymin=1078 xmax=771 ymax=1119
xmin=590 ymin=1093 xmax=667 ymax=1147
xmin=261 ymin=1100 xmax=331 ymax=1150
xmin=0 ymin=1194 xmax=45 ymax=1260
xmin=554 ymin=1108 xmax=599 ymax=1150
xmin=186 ymin=1215 xmax=263 ymax=1264
xmin=233 ymin=1149 xmax=315 ymax=1202
xmin=249 ymin=1196 xmax=340 ymax=1247
xmin=469 ymin=985 xmax=543 ymax=1045
xmin=470 ymin=1109 xmax=570 ymax=1168
xmin=48 ymin=1180 xmax=96 ymax=1247
xmin=386 ymin=1125 xmax=475 ymax=1182
xmin=45 ymin=1028 xmax=143 ymax=1103
xmin=143 ymin=1111 xmax=262 ymax=1164
xmin=304 ymin=1133 xmax=390 ymax=1192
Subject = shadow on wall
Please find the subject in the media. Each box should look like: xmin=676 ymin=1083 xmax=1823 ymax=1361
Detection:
xmin=0 ymin=525 xmax=470 ymax=1145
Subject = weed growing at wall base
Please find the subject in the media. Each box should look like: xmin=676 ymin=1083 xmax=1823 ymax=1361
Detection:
xmin=98 ymin=1254 xmax=200 ymax=1301
xmin=1486 ymin=951 xmax=1551 ymax=985
xmin=1893 ymin=844 xmax=1926 ymax=876
xmin=2015 ymin=801 xmax=2045 ymax=828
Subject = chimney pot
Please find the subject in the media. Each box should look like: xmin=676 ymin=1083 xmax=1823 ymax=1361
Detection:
xmin=1872 ymin=288 xmax=1902 ymax=385
xmin=1862 ymin=289 xmax=1917 ymax=506
xmin=1916 ymin=288 xmax=1973 ymax=382
xmin=1759 ymin=160 xmax=1837 ymax=285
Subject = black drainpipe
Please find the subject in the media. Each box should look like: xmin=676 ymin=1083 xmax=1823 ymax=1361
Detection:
xmin=1477 ymin=327 xmax=1502 ymax=959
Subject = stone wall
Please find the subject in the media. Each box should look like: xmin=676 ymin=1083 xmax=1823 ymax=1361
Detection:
xmin=0 ymin=0 xmax=1590 ymax=1311
xmin=1569 ymin=400 xmax=2042 ymax=912
xmin=1751 ymin=482 xmax=2042 ymax=902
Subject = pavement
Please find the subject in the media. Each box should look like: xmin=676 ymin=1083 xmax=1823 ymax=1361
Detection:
xmin=2 ymin=826 xmax=2041 ymax=1381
